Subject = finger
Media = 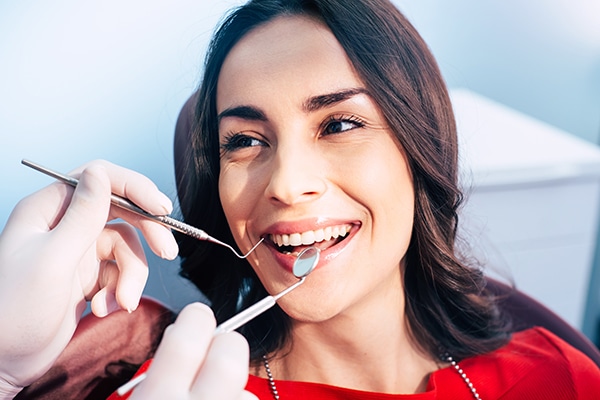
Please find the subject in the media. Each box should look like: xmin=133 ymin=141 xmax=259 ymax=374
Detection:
xmin=109 ymin=211 xmax=179 ymax=261
xmin=4 ymin=166 xmax=108 ymax=240
xmin=136 ymin=218 xmax=179 ymax=261
xmin=95 ymin=223 xmax=149 ymax=313
xmin=136 ymin=303 xmax=216 ymax=397
xmin=70 ymin=160 xmax=173 ymax=216
xmin=69 ymin=160 xmax=179 ymax=260
xmin=191 ymin=331 xmax=251 ymax=398
xmin=90 ymin=260 xmax=120 ymax=317
xmin=50 ymin=165 xmax=112 ymax=253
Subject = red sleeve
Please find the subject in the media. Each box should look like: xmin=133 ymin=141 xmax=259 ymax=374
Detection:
xmin=535 ymin=328 xmax=600 ymax=399
xmin=479 ymin=327 xmax=600 ymax=399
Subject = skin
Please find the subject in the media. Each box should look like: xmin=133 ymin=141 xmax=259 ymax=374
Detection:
xmin=217 ymin=16 xmax=440 ymax=394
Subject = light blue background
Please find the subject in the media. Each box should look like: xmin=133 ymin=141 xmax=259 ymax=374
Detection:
xmin=1 ymin=0 xmax=599 ymax=323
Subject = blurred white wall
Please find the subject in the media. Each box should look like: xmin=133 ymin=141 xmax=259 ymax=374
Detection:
xmin=0 ymin=0 xmax=245 ymax=310
xmin=398 ymin=0 xmax=600 ymax=144
xmin=1 ymin=1 xmax=599 ymax=313
xmin=0 ymin=0 xmax=245 ymax=227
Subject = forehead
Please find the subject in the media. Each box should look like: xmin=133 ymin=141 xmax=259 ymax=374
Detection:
xmin=216 ymin=15 xmax=363 ymax=111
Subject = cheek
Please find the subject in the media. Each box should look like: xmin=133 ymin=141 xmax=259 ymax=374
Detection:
xmin=368 ymin=173 xmax=414 ymax=275
xmin=343 ymin=143 xmax=415 ymax=248
xmin=380 ymin=151 xmax=415 ymax=228
xmin=218 ymin=166 xmax=256 ymax=235
xmin=338 ymin=143 xmax=414 ymax=213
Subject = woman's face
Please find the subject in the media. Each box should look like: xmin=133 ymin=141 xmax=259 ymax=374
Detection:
xmin=216 ymin=16 xmax=415 ymax=321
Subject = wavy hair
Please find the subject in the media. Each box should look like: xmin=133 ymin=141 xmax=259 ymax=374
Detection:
xmin=175 ymin=0 xmax=510 ymax=362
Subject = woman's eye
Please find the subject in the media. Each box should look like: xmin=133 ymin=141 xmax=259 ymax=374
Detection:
xmin=220 ymin=133 xmax=265 ymax=153
xmin=323 ymin=116 xmax=365 ymax=135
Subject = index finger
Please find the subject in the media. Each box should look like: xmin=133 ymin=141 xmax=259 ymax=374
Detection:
xmin=69 ymin=160 xmax=179 ymax=260
xmin=69 ymin=160 xmax=173 ymax=217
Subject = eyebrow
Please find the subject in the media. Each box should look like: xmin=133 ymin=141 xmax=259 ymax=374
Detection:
xmin=217 ymin=87 xmax=370 ymax=122
xmin=302 ymin=87 xmax=369 ymax=112
xmin=218 ymin=105 xmax=267 ymax=123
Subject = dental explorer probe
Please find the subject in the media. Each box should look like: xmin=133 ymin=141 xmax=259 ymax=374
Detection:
xmin=21 ymin=159 xmax=263 ymax=258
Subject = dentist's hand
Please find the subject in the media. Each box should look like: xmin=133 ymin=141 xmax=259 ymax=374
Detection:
xmin=129 ymin=303 xmax=258 ymax=400
xmin=0 ymin=161 xmax=178 ymax=396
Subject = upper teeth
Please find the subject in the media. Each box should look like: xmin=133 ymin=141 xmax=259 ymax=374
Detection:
xmin=270 ymin=224 xmax=352 ymax=247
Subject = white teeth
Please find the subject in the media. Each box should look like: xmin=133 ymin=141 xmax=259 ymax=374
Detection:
xmin=332 ymin=226 xmax=341 ymax=238
xmin=270 ymin=224 xmax=352 ymax=248
xmin=301 ymin=231 xmax=315 ymax=245
xmin=289 ymin=233 xmax=302 ymax=246
xmin=314 ymin=229 xmax=325 ymax=242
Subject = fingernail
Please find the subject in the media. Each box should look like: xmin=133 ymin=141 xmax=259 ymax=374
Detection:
xmin=127 ymin=298 xmax=140 ymax=314
xmin=161 ymin=244 xmax=179 ymax=260
xmin=158 ymin=193 xmax=173 ymax=215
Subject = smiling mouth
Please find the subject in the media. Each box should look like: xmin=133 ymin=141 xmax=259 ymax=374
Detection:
xmin=269 ymin=224 xmax=353 ymax=255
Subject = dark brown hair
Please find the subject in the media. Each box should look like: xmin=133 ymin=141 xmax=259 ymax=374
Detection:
xmin=175 ymin=0 xmax=509 ymax=362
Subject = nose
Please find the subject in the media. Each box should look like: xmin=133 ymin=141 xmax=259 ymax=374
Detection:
xmin=264 ymin=141 xmax=327 ymax=206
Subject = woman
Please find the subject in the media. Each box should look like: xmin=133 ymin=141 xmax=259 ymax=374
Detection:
xmin=171 ymin=0 xmax=599 ymax=397
xmin=1 ymin=0 xmax=598 ymax=399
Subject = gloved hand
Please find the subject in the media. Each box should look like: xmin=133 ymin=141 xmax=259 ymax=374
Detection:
xmin=129 ymin=303 xmax=257 ymax=400
xmin=0 ymin=161 xmax=178 ymax=396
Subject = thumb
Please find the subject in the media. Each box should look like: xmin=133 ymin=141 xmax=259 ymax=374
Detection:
xmin=51 ymin=165 xmax=112 ymax=251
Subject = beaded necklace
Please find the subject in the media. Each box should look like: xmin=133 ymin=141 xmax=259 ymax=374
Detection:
xmin=262 ymin=354 xmax=481 ymax=400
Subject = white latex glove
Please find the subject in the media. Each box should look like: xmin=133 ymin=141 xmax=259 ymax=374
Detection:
xmin=0 ymin=161 xmax=178 ymax=397
xmin=130 ymin=303 xmax=258 ymax=400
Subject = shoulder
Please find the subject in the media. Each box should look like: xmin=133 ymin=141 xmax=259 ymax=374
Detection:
xmin=507 ymin=327 xmax=598 ymax=373
xmin=462 ymin=327 xmax=600 ymax=399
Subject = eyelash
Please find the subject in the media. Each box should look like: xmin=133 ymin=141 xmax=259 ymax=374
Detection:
xmin=220 ymin=132 xmax=265 ymax=154
xmin=219 ymin=114 xmax=366 ymax=154
xmin=321 ymin=114 xmax=366 ymax=136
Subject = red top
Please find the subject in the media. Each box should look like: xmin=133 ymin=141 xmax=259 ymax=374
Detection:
xmin=110 ymin=327 xmax=600 ymax=399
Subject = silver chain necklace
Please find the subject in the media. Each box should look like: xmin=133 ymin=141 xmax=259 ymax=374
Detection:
xmin=262 ymin=354 xmax=481 ymax=400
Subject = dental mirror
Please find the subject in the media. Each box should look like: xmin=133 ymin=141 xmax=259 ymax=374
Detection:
xmin=117 ymin=246 xmax=320 ymax=396
xmin=292 ymin=246 xmax=320 ymax=278
xmin=214 ymin=246 xmax=321 ymax=334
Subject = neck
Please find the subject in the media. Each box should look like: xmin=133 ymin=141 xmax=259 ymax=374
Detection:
xmin=261 ymin=276 xmax=440 ymax=394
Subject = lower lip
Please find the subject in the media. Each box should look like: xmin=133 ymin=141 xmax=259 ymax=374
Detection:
xmin=266 ymin=226 xmax=359 ymax=274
